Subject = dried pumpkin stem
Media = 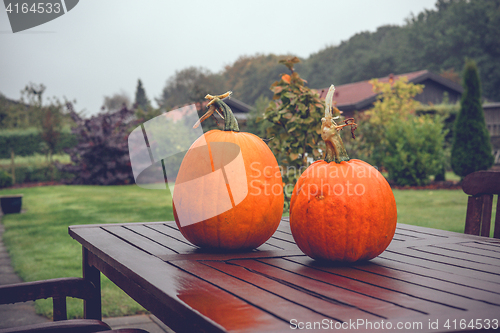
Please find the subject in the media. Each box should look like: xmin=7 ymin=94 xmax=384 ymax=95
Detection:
xmin=321 ymin=85 xmax=357 ymax=163
xmin=193 ymin=91 xmax=240 ymax=132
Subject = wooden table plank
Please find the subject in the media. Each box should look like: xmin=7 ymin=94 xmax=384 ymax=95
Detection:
xmin=378 ymin=253 xmax=500 ymax=292
xmin=70 ymin=226 xmax=289 ymax=333
xmin=171 ymin=260 xmax=335 ymax=325
xmin=261 ymin=236 xmax=298 ymax=251
xmin=392 ymin=232 xmax=423 ymax=242
xmin=395 ymin=224 xmax=468 ymax=238
xmin=204 ymin=260 xmax=384 ymax=321
xmin=69 ymin=220 xmax=500 ymax=333
xmin=101 ymin=225 xmax=178 ymax=256
xmin=459 ymin=241 xmax=500 ymax=253
xmin=260 ymin=258 xmax=454 ymax=315
xmin=419 ymin=244 xmax=500 ymax=266
xmin=432 ymin=243 xmax=500 ymax=259
xmin=391 ymin=247 xmax=500 ymax=275
xmin=287 ymin=256 xmax=494 ymax=314
xmin=383 ymin=250 xmax=500 ymax=283
xmin=146 ymin=223 xmax=196 ymax=249
xmin=359 ymin=257 xmax=500 ymax=305
xmin=269 ymin=229 xmax=296 ymax=243
xmin=124 ymin=224 xmax=193 ymax=254
xmin=230 ymin=259 xmax=423 ymax=318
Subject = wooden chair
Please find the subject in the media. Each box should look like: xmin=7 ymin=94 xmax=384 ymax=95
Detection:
xmin=0 ymin=277 xmax=149 ymax=333
xmin=462 ymin=170 xmax=500 ymax=238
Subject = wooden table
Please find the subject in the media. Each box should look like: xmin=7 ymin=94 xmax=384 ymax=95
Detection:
xmin=69 ymin=218 xmax=500 ymax=332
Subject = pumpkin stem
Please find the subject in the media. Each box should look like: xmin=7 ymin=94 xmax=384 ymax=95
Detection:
xmin=321 ymin=85 xmax=357 ymax=163
xmin=193 ymin=91 xmax=239 ymax=132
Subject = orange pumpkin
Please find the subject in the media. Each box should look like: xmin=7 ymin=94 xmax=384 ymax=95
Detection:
xmin=290 ymin=86 xmax=397 ymax=262
xmin=173 ymin=92 xmax=283 ymax=250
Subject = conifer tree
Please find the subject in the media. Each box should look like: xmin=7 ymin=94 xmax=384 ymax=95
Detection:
xmin=134 ymin=79 xmax=150 ymax=109
xmin=451 ymin=60 xmax=494 ymax=178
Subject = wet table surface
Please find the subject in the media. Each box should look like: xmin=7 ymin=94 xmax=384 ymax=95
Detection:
xmin=69 ymin=217 xmax=500 ymax=332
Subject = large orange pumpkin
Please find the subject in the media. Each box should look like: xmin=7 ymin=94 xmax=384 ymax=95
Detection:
xmin=290 ymin=86 xmax=397 ymax=262
xmin=173 ymin=92 xmax=284 ymax=250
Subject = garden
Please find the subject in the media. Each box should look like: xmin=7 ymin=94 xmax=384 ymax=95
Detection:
xmin=1 ymin=0 xmax=499 ymax=319
xmin=0 ymin=56 xmax=496 ymax=320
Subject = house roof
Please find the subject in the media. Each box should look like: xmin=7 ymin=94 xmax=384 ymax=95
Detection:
xmin=224 ymin=98 xmax=252 ymax=121
xmin=167 ymin=97 xmax=252 ymax=122
xmin=484 ymin=102 xmax=500 ymax=110
xmin=315 ymin=70 xmax=464 ymax=111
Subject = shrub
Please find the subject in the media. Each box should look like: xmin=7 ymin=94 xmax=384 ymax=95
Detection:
xmin=0 ymin=169 xmax=13 ymax=188
xmin=263 ymin=57 xmax=325 ymax=206
xmin=352 ymin=76 xmax=447 ymax=185
xmin=0 ymin=165 xmax=73 ymax=184
xmin=0 ymin=129 xmax=77 ymax=158
xmin=58 ymin=107 xmax=136 ymax=185
xmin=384 ymin=115 xmax=446 ymax=186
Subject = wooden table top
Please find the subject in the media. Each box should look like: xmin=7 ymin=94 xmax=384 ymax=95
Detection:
xmin=69 ymin=218 xmax=500 ymax=333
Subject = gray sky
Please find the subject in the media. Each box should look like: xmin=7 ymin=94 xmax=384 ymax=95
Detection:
xmin=1 ymin=0 xmax=437 ymax=116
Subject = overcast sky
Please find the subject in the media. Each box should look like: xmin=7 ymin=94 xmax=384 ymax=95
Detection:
xmin=1 ymin=0 xmax=437 ymax=116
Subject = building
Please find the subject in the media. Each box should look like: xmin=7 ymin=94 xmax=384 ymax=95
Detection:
xmin=315 ymin=70 xmax=463 ymax=118
xmin=223 ymin=98 xmax=252 ymax=126
xmin=188 ymin=97 xmax=252 ymax=129
xmin=315 ymin=71 xmax=500 ymax=164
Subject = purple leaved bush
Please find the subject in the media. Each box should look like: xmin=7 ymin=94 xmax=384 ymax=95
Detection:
xmin=58 ymin=104 xmax=137 ymax=185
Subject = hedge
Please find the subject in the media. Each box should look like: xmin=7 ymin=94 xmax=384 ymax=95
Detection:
xmin=0 ymin=164 xmax=74 ymax=184
xmin=0 ymin=128 xmax=77 ymax=158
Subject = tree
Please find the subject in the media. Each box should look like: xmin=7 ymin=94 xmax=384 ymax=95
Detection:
xmin=0 ymin=94 xmax=29 ymax=128
xmin=134 ymin=79 xmax=150 ymax=109
xmin=301 ymin=0 xmax=500 ymax=101
xmin=156 ymin=67 xmax=224 ymax=110
xmin=246 ymin=95 xmax=271 ymax=137
xmin=38 ymin=100 xmax=64 ymax=164
xmin=102 ymin=91 xmax=131 ymax=112
xmin=451 ymin=60 xmax=494 ymax=178
xmin=264 ymin=58 xmax=325 ymax=207
xmin=133 ymin=79 xmax=161 ymax=122
xmin=19 ymin=83 xmax=66 ymax=165
xmin=222 ymin=54 xmax=296 ymax=105
xmin=405 ymin=0 xmax=500 ymax=101
xmin=358 ymin=77 xmax=424 ymax=167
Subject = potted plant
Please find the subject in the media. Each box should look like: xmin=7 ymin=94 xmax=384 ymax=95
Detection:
xmin=0 ymin=194 xmax=23 ymax=214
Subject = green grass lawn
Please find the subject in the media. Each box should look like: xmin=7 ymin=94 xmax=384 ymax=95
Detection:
xmin=0 ymin=184 xmax=491 ymax=319
xmin=0 ymin=185 xmax=174 ymax=319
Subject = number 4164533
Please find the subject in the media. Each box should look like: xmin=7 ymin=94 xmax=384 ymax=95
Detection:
xmin=5 ymin=2 xmax=62 ymax=14
xmin=444 ymin=319 xmax=499 ymax=330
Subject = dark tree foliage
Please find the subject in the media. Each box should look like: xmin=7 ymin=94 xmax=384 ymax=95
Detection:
xmin=59 ymin=105 xmax=136 ymax=185
xmin=451 ymin=60 xmax=494 ymax=178
xmin=222 ymin=54 xmax=296 ymax=104
xmin=134 ymin=79 xmax=150 ymax=109
xmin=303 ymin=25 xmax=407 ymax=88
xmin=153 ymin=1 xmax=499 ymax=108
xmin=156 ymin=67 xmax=224 ymax=110
xmin=302 ymin=0 xmax=500 ymax=101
